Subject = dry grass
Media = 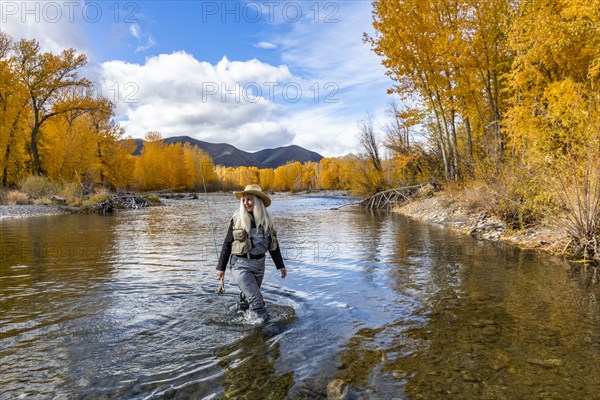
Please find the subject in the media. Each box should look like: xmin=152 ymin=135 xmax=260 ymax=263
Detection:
xmin=462 ymin=182 xmax=494 ymax=212
xmin=80 ymin=187 xmax=110 ymax=207
xmin=58 ymin=181 xmax=83 ymax=204
xmin=6 ymin=190 xmax=29 ymax=205
xmin=32 ymin=197 xmax=53 ymax=205
xmin=19 ymin=176 xmax=57 ymax=198
xmin=547 ymin=161 xmax=600 ymax=260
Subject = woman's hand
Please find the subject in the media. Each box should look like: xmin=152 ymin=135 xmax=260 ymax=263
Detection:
xmin=216 ymin=270 xmax=224 ymax=280
xmin=280 ymin=267 xmax=287 ymax=279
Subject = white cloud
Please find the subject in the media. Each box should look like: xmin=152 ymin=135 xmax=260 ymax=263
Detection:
xmin=0 ymin=0 xmax=89 ymax=54
xmin=251 ymin=1 xmax=397 ymax=156
xmin=129 ymin=23 xmax=141 ymax=39
xmin=1 ymin=0 xmax=396 ymax=157
xmin=135 ymin=35 xmax=155 ymax=53
xmin=129 ymin=22 xmax=155 ymax=53
xmin=100 ymin=52 xmax=295 ymax=151
xmin=255 ymin=41 xmax=277 ymax=49
xmin=279 ymin=106 xmax=361 ymax=157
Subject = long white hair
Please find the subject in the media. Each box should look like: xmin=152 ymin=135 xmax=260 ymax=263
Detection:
xmin=232 ymin=195 xmax=274 ymax=234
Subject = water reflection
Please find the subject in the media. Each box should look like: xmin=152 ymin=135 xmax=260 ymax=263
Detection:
xmin=217 ymin=332 xmax=295 ymax=399
xmin=2 ymin=197 xmax=600 ymax=399
xmin=1 ymin=214 xmax=119 ymax=398
xmin=335 ymin=216 xmax=600 ymax=399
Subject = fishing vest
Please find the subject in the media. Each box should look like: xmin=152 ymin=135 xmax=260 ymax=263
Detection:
xmin=231 ymin=224 xmax=278 ymax=258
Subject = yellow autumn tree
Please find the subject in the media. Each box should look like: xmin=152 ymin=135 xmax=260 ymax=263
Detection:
xmin=237 ymin=166 xmax=260 ymax=186
xmin=274 ymin=162 xmax=303 ymax=192
xmin=96 ymin=119 xmax=136 ymax=189
xmin=13 ymin=38 xmax=100 ymax=176
xmin=319 ymin=158 xmax=341 ymax=190
xmin=259 ymin=168 xmax=275 ymax=190
xmin=183 ymin=142 xmax=217 ymax=191
xmin=0 ymin=32 xmax=29 ymax=186
xmin=163 ymin=143 xmax=187 ymax=189
xmin=134 ymin=131 xmax=167 ymax=191
xmin=302 ymin=162 xmax=319 ymax=190
xmin=504 ymin=0 xmax=600 ymax=165
xmin=39 ymin=91 xmax=114 ymax=186
xmin=215 ymin=166 xmax=239 ymax=191
xmin=367 ymin=0 xmax=514 ymax=180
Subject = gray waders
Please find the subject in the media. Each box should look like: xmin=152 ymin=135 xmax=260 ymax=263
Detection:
xmin=230 ymin=226 xmax=271 ymax=320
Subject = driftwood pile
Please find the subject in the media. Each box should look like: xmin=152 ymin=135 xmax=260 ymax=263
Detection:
xmin=114 ymin=195 xmax=153 ymax=209
xmin=359 ymin=183 xmax=438 ymax=209
xmin=94 ymin=194 xmax=155 ymax=215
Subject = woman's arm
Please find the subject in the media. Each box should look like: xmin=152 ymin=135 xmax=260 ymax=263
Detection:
xmin=216 ymin=219 xmax=234 ymax=276
xmin=269 ymin=245 xmax=287 ymax=278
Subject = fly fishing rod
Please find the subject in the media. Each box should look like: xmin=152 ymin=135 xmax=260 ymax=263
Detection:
xmin=199 ymin=158 xmax=223 ymax=294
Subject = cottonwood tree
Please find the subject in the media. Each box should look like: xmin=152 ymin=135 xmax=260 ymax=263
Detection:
xmin=0 ymin=32 xmax=29 ymax=186
xmin=13 ymin=38 xmax=99 ymax=176
xmin=358 ymin=112 xmax=385 ymax=194
xmin=366 ymin=0 xmax=513 ymax=179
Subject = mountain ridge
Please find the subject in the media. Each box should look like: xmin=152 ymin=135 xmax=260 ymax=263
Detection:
xmin=132 ymin=135 xmax=323 ymax=168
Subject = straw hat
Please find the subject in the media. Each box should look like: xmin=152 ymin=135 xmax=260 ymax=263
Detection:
xmin=234 ymin=184 xmax=271 ymax=207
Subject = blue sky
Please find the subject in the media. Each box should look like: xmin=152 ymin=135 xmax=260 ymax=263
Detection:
xmin=1 ymin=0 xmax=397 ymax=156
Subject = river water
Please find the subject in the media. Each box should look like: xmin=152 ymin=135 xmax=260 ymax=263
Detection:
xmin=1 ymin=194 xmax=600 ymax=399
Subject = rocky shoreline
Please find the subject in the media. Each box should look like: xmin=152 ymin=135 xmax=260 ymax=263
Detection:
xmin=394 ymin=191 xmax=570 ymax=256
xmin=0 ymin=190 xmax=351 ymax=221
xmin=0 ymin=205 xmax=70 ymax=220
xmin=0 ymin=193 xmax=159 ymax=221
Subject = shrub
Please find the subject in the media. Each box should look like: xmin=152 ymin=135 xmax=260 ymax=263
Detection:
xmin=547 ymin=160 xmax=600 ymax=260
xmin=19 ymin=176 xmax=57 ymax=198
xmin=58 ymin=181 xmax=83 ymax=203
xmin=6 ymin=190 xmax=29 ymax=205
xmin=147 ymin=195 xmax=161 ymax=205
xmin=462 ymin=183 xmax=494 ymax=213
xmin=81 ymin=189 xmax=110 ymax=207
xmin=488 ymin=164 xmax=549 ymax=230
xmin=32 ymin=197 xmax=53 ymax=205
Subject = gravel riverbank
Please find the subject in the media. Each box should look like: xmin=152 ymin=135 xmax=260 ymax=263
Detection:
xmin=395 ymin=191 xmax=570 ymax=255
xmin=0 ymin=205 xmax=69 ymax=220
xmin=0 ymin=190 xmax=351 ymax=222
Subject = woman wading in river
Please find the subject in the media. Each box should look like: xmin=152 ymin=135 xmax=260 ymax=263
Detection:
xmin=216 ymin=184 xmax=287 ymax=321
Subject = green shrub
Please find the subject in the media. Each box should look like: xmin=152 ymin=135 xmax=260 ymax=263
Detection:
xmin=81 ymin=191 xmax=109 ymax=208
xmin=147 ymin=195 xmax=161 ymax=205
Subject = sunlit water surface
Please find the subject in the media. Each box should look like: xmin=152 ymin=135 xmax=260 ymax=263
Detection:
xmin=2 ymin=194 xmax=600 ymax=399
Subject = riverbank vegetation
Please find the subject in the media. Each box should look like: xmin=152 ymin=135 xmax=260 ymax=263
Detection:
xmin=362 ymin=0 xmax=600 ymax=260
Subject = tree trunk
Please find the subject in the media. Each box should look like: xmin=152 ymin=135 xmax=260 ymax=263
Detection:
xmin=2 ymin=142 xmax=9 ymax=187
xmin=31 ymin=124 xmax=42 ymax=175
xmin=464 ymin=115 xmax=474 ymax=178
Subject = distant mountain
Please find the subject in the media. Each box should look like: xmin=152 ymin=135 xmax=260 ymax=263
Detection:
xmin=163 ymin=136 xmax=260 ymax=167
xmin=132 ymin=135 xmax=323 ymax=168
xmin=252 ymin=145 xmax=323 ymax=169
xmin=132 ymin=138 xmax=145 ymax=156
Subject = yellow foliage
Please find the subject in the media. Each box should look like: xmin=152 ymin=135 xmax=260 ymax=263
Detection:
xmin=259 ymin=169 xmax=275 ymax=190
xmin=319 ymin=158 xmax=341 ymax=190
xmin=274 ymin=162 xmax=303 ymax=192
xmin=133 ymin=134 xmax=217 ymax=192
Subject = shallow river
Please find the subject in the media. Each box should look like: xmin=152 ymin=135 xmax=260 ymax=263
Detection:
xmin=1 ymin=194 xmax=600 ymax=399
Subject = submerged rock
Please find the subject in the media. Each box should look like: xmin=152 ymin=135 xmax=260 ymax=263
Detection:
xmin=327 ymin=379 xmax=350 ymax=400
